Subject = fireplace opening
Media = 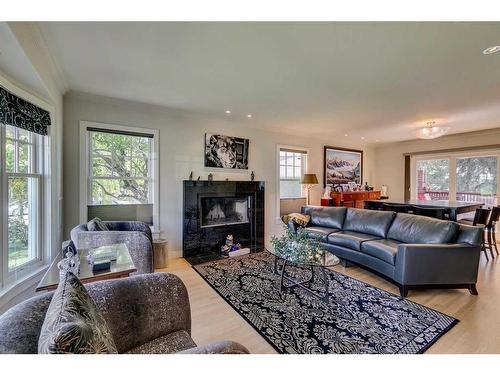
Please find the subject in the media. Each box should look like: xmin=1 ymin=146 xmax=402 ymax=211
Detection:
xmin=200 ymin=196 xmax=250 ymax=228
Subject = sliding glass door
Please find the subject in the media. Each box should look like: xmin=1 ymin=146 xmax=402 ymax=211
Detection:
xmin=412 ymin=151 xmax=499 ymax=208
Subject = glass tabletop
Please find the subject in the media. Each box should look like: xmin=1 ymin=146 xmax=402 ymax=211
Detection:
xmin=268 ymin=244 xmax=340 ymax=267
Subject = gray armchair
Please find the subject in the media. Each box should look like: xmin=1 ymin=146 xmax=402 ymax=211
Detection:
xmin=70 ymin=221 xmax=153 ymax=274
xmin=0 ymin=272 xmax=249 ymax=354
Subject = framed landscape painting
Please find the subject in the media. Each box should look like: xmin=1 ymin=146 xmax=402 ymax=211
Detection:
xmin=205 ymin=133 xmax=249 ymax=169
xmin=324 ymin=146 xmax=363 ymax=186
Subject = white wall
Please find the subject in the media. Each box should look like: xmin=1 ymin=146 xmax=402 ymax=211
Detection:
xmin=373 ymin=128 xmax=500 ymax=201
xmin=63 ymin=92 xmax=375 ymax=258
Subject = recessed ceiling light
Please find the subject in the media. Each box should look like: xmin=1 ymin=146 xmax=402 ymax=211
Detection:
xmin=483 ymin=46 xmax=500 ymax=55
xmin=225 ymin=110 xmax=231 ymax=114
xmin=375 ymin=139 xmax=380 ymax=142
xmin=247 ymin=114 xmax=252 ymax=118
xmin=344 ymin=134 xmax=348 ymax=137
xmin=361 ymin=137 xmax=365 ymax=140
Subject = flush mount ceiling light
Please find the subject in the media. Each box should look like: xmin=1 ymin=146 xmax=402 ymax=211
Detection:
xmin=415 ymin=121 xmax=450 ymax=139
xmin=483 ymin=46 xmax=500 ymax=55
xmin=247 ymin=114 xmax=252 ymax=118
xmin=225 ymin=110 xmax=231 ymax=114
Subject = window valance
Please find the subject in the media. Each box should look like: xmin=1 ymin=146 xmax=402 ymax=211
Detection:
xmin=0 ymin=85 xmax=51 ymax=135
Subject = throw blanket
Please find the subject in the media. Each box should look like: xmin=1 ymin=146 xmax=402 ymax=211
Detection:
xmin=281 ymin=213 xmax=310 ymax=227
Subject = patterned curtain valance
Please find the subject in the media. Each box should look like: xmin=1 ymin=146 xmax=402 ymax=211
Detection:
xmin=0 ymin=85 xmax=51 ymax=136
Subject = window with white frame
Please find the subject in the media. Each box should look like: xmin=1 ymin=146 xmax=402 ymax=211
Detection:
xmin=83 ymin=124 xmax=158 ymax=227
xmin=279 ymin=148 xmax=307 ymax=199
xmin=412 ymin=150 xmax=499 ymax=208
xmin=1 ymin=124 xmax=44 ymax=283
xmin=88 ymin=128 xmax=153 ymax=205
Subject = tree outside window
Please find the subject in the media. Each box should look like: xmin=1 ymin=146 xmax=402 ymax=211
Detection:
xmin=89 ymin=131 xmax=152 ymax=205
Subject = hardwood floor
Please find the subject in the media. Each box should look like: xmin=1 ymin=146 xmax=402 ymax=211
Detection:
xmin=159 ymin=253 xmax=500 ymax=354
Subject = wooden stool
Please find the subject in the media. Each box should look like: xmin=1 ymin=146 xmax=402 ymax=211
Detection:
xmin=153 ymin=239 xmax=169 ymax=269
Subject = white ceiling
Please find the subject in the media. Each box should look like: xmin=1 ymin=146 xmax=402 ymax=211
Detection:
xmin=38 ymin=22 xmax=500 ymax=143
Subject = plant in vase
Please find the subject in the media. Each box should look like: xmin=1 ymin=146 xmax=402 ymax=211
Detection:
xmin=271 ymin=225 xmax=327 ymax=265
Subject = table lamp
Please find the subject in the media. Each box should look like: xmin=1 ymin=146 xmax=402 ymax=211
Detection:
xmin=301 ymin=173 xmax=319 ymax=205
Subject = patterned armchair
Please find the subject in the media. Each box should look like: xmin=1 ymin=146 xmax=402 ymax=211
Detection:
xmin=70 ymin=221 xmax=153 ymax=274
xmin=0 ymin=273 xmax=249 ymax=354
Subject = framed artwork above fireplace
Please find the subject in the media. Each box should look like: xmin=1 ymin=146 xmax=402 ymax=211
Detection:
xmin=205 ymin=133 xmax=249 ymax=169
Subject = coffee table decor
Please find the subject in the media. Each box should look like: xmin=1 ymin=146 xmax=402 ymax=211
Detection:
xmin=270 ymin=227 xmax=340 ymax=303
xmin=193 ymin=251 xmax=458 ymax=354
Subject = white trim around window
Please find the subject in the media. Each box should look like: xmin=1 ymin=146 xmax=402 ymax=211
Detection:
xmin=79 ymin=121 xmax=160 ymax=230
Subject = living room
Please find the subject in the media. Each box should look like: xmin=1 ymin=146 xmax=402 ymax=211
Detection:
xmin=1 ymin=0 xmax=500 ymax=371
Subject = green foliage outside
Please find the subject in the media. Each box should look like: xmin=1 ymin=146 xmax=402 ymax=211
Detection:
xmin=6 ymin=136 xmax=30 ymax=268
xmin=91 ymin=132 xmax=150 ymax=204
xmin=456 ymin=156 xmax=497 ymax=195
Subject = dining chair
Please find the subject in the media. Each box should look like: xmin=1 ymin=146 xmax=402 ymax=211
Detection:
xmin=382 ymin=203 xmax=409 ymax=213
xmin=458 ymin=207 xmax=491 ymax=261
xmin=410 ymin=205 xmax=449 ymax=220
xmin=484 ymin=206 xmax=500 ymax=259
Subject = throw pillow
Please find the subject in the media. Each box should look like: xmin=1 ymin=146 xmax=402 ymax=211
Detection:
xmin=281 ymin=213 xmax=311 ymax=227
xmin=38 ymin=272 xmax=118 ymax=354
xmin=87 ymin=217 xmax=109 ymax=231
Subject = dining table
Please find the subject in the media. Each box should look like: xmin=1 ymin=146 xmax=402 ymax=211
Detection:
xmin=364 ymin=199 xmax=484 ymax=221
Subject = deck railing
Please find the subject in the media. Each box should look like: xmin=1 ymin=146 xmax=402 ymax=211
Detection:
xmin=417 ymin=191 xmax=498 ymax=206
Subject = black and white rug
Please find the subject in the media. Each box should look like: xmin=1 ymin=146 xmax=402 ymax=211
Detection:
xmin=193 ymin=251 xmax=458 ymax=354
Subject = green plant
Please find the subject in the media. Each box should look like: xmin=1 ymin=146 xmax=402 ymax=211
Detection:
xmin=271 ymin=225 xmax=324 ymax=265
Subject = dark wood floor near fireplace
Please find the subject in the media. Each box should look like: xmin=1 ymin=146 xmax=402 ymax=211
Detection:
xmin=183 ymin=180 xmax=265 ymax=264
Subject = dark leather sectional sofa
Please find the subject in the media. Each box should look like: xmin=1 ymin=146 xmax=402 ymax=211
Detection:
xmin=291 ymin=206 xmax=483 ymax=297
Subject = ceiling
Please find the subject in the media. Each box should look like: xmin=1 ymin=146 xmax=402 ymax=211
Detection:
xmin=37 ymin=22 xmax=500 ymax=143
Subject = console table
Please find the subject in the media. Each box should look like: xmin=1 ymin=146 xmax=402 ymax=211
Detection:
xmin=322 ymin=190 xmax=381 ymax=208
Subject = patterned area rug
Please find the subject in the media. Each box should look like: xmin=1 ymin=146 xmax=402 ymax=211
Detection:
xmin=193 ymin=251 xmax=458 ymax=354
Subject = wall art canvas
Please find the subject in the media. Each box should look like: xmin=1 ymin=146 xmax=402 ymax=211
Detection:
xmin=205 ymin=133 xmax=249 ymax=169
xmin=324 ymin=146 xmax=363 ymax=186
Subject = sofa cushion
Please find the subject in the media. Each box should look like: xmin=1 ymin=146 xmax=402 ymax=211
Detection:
xmin=302 ymin=206 xmax=347 ymax=230
xmin=360 ymin=239 xmax=401 ymax=265
xmin=38 ymin=272 xmax=117 ymax=354
xmin=126 ymin=330 xmax=196 ymax=354
xmin=327 ymin=231 xmax=381 ymax=251
xmin=303 ymin=226 xmax=339 ymax=242
xmin=343 ymin=209 xmax=396 ymax=238
xmin=387 ymin=213 xmax=459 ymax=244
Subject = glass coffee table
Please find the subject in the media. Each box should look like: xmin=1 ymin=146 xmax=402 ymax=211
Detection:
xmin=268 ymin=245 xmax=340 ymax=304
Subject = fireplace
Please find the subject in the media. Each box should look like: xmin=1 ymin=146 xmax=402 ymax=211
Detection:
xmin=183 ymin=180 xmax=264 ymax=264
xmin=200 ymin=196 xmax=250 ymax=228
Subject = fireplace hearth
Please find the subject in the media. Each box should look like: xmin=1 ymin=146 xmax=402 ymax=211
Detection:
xmin=183 ymin=180 xmax=264 ymax=264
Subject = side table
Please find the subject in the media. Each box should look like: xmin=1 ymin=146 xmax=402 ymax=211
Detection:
xmin=153 ymin=238 xmax=169 ymax=269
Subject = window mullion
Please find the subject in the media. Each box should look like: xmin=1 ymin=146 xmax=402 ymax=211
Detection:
xmin=449 ymin=157 xmax=457 ymax=201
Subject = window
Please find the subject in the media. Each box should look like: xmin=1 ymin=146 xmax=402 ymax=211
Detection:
xmin=416 ymin=158 xmax=450 ymax=200
xmin=89 ymin=129 xmax=153 ymax=205
xmin=279 ymin=149 xmax=307 ymax=199
xmin=1 ymin=124 xmax=43 ymax=278
xmin=456 ymin=156 xmax=498 ymax=206
xmin=82 ymin=123 xmax=158 ymax=227
xmin=412 ymin=151 xmax=499 ymax=209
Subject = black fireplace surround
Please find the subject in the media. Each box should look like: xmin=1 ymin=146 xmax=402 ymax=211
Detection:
xmin=183 ymin=180 xmax=265 ymax=264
